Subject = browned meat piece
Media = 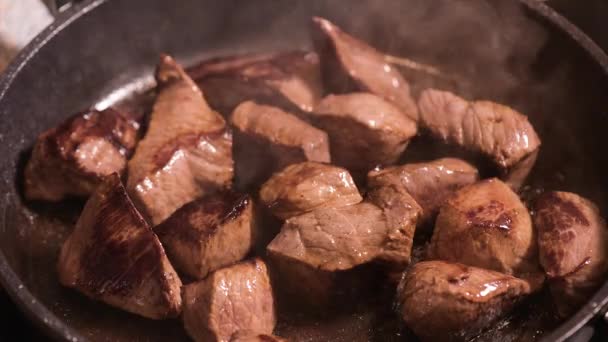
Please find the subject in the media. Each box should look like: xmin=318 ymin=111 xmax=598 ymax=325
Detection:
xmin=259 ymin=161 xmax=362 ymax=219
xmin=230 ymin=101 xmax=330 ymax=190
xmin=311 ymin=93 xmax=417 ymax=173
xmin=24 ymin=108 xmax=138 ymax=201
xmin=230 ymin=331 xmax=287 ymax=342
xmin=418 ymin=89 xmax=541 ymax=189
xmin=429 ymin=178 xmax=540 ymax=278
xmin=156 ymin=191 xmax=256 ymax=279
xmin=397 ymin=260 xmax=531 ymax=341
xmin=188 ymin=51 xmax=323 ymax=115
xmin=534 ymin=191 xmax=608 ymax=317
xmin=311 ymin=17 xmax=418 ymax=122
xmin=57 ymin=173 xmax=182 ymax=319
xmin=367 ymin=158 xmax=478 ymax=223
xmin=127 ymin=55 xmax=233 ymax=225
xmin=182 ymin=258 xmax=276 ymax=342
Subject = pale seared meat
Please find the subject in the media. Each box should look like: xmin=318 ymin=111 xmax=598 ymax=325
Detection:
xmin=397 ymin=260 xmax=532 ymax=341
xmin=57 ymin=173 xmax=182 ymax=319
xmin=24 ymin=108 xmax=138 ymax=201
xmin=156 ymin=191 xmax=256 ymax=279
xmin=230 ymin=331 xmax=287 ymax=342
xmin=418 ymin=89 xmax=541 ymax=189
xmin=311 ymin=93 xmax=417 ymax=173
xmin=188 ymin=51 xmax=323 ymax=115
xmin=534 ymin=191 xmax=608 ymax=317
xmin=230 ymin=101 xmax=330 ymax=190
xmin=367 ymin=158 xmax=478 ymax=223
xmin=259 ymin=161 xmax=362 ymax=220
xmin=127 ymin=55 xmax=233 ymax=225
xmin=429 ymin=178 xmax=540 ymax=279
xmin=311 ymin=17 xmax=418 ymax=121
xmin=182 ymin=258 xmax=276 ymax=342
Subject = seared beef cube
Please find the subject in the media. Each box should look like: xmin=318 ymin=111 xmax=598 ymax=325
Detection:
xmin=182 ymin=258 xmax=276 ymax=342
xmin=24 ymin=108 xmax=138 ymax=201
xmin=429 ymin=178 xmax=541 ymax=279
xmin=534 ymin=191 xmax=608 ymax=316
xmin=188 ymin=51 xmax=323 ymax=115
xmin=230 ymin=331 xmax=286 ymax=342
xmin=311 ymin=17 xmax=418 ymax=121
xmin=259 ymin=161 xmax=362 ymax=219
xmin=397 ymin=260 xmax=531 ymax=341
xmin=311 ymin=93 xmax=416 ymax=174
xmin=57 ymin=173 xmax=182 ymax=319
xmin=230 ymin=101 xmax=330 ymax=190
xmin=156 ymin=191 xmax=256 ymax=279
xmin=127 ymin=55 xmax=233 ymax=225
xmin=418 ymin=89 xmax=540 ymax=189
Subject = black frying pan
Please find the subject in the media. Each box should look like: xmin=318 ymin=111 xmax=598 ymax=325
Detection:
xmin=1 ymin=0 xmax=608 ymax=341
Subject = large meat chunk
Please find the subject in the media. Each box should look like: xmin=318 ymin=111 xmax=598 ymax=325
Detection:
xmin=418 ymin=89 xmax=541 ymax=189
xmin=311 ymin=17 xmax=418 ymax=121
xmin=230 ymin=101 xmax=330 ymax=190
xmin=156 ymin=191 xmax=256 ymax=279
xmin=368 ymin=158 xmax=478 ymax=223
xmin=230 ymin=331 xmax=286 ymax=342
xmin=127 ymin=55 xmax=233 ymax=225
xmin=24 ymin=108 xmax=138 ymax=201
xmin=182 ymin=258 xmax=276 ymax=342
xmin=311 ymin=93 xmax=417 ymax=173
xmin=534 ymin=191 xmax=608 ymax=316
xmin=57 ymin=173 xmax=182 ymax=319
xmin=188 ymin=51 xmax=323 ymax=115
xmin=259 ymin=161 xmax=362 ymax=219
xmin=397 ymin=260 xmax=532 ymax=341
xmin=429 ymin=178 xmax=540 ymax=278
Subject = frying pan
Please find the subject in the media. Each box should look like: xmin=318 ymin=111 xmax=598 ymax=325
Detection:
xmin=1 ymin=0 xmax=608 ymax=341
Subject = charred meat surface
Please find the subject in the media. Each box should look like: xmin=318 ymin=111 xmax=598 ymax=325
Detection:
xmin=259 ymin=161 xmax=362 ymax=220
xmin=24 ymin=108 xmax=139 ymax=201
xmin=397 ymin=260 xmax=532 ymax=341
xmin=230 ymin=331 xmax=287 ymax=342
xmin=188 ymin=51 xmax=323 ymax=115
xmin=57 ymin=173 xmax=182 ymax=319
xmin=534 ymin=191 xmax=608 ymax=317
xmin=182 ymin=258 xmax=276 ymax=342
xmin=418 ymin=89 xmax=541 ymax=189
xmin=127 ymin=55 xmax=233 ymax=225
xmin=311 ymin=17 xmax=418 ymax=121
xmin=311 ymin=93 xmax=417 ymax=174
xmin=156 ymin=190 xmax=256 ymax=279
xmin=230 ymin=101 xmax=330 ymax=190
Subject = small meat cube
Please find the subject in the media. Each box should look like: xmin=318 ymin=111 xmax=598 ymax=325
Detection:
xmin=418 ymin=89 xmax=541 ymax=189
xmin=259 ymin=161 xmax=362 ymax=219
xmin=24 ymin=108 xmax=138 ymax=201
xmin=230 ymin=331 xmax=287 ymax=342
xmin=534 ymin=191 xmax=608 ymax=317
xmin=311 ymin=93 xmax=417 ymax=173
xmin=182 ymin=258 xmax=276 ymax=342
xmin=230 ymin=101 xmax=330 ymax=190
xmin=397 ymin=260 xmax=531 ymax=341
xmin=127 ymin=55 xmax=233 ymax=225
xmin=57 ymin=173 xmax=182 ymax=319
xmin=156 ymin=191 xmax=256 ymax=279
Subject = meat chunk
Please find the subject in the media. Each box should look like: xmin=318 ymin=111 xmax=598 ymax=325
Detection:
xmin=311 ymin=93 xmax=416 ymax=174
xmin=311 ymin=17 xmax=418 ymax=121
xmin=156 ymin=191 xmax=256 ymax=279
xmin=397 ymin=260 xmax=532 ymax=341
xmin=259 ymin=161 xmax=362 ymax=219
xmin=57 ymin=173 xmax=182 ymax=319
xmin=182 ymin=258 xmax=276 ymax=342
xmin=429 ymin=178 xmax=540 ymax=278
xmin=367 ymin=158 xmax=479 ymax=223
xmin=230 ymin=331 xmax=286 ymax=342
xmin=534 ymin=191 xmax=608 ymax=316
xmin=188 ymin=51 xmax=323 ymax=115
xmin=418 ymin=89 xmax=541 ymax=189
xmin=24 ymin=108 xmax=138 ymax=201
xmin=230 ymin=101 xmax=330 ymax=190
xmin=127 ymin=55 xmax=233 ymax=225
